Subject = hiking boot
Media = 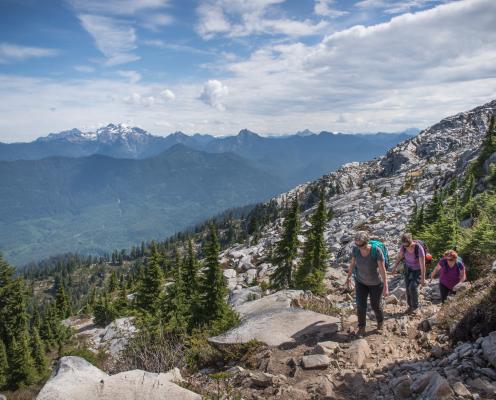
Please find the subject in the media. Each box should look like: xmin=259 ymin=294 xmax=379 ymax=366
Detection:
xmin=376 ymin=322 xmax=384 ymax=334
xmin=405 ymin=307 xmax=413 ymax=315
xmin=356 ymin=327 xmax=366 ymax=337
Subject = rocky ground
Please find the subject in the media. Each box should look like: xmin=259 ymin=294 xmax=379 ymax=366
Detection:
xmin=187 ymin=271 xmax=496 ymax=400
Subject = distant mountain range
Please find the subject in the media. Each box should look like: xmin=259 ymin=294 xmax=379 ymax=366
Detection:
xmin=0 ymin=124 xmax=417 ymax=185
xmin=0 ymin=145 xmax=283 ymax=265
xmin=0 ymin=124 xmax=418 ymax=265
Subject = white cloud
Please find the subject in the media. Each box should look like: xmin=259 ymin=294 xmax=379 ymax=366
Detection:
xmin=196 ymin=0 xmax=328 ymax=39
xmin=1 ymin=0 xmax=495 ymax=141
xmin=78 ymin=14 xmax=139 ymax=65
xmin=74 ymin=65 xmax=95 ymax=73
xmin=355 ymin=0 xmax=451 ymax=14
xmin=142 ymin=13 xmax=175 ymax=31
xmin=199 ymin=80 xmax=229 ymax=111
xmin=117 ymin=70 xmax=142 ymax=83
xmin=0 ymin=43 xmax=58 ymax=64
xmin=314 ymin=0 xmax=349 ymax=17
xmin=68 ymin=0 xmax=170 ymax=16
xmin=161 ymin=89 xmax=176 ymax=101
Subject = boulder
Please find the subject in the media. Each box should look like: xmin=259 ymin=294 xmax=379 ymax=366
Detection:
xmin=391 ymin=375 xmax=412 ymax=399
xmin=301 ymin=354 xmax=331 ymax=369
xmin=101 ymin=317 xmax=138 ymax=357
xmin=314 ymin=341 xmax=340 ymax=356
xmin=481 ymin=331 xmax=496 ymax=368
xmin=229 ymin=286 xmax=262 ymax=308
xmin=412 ymin=371 xmax=454 ymax=400
xmin=36 ymin=356 xmax=200 ymax=400
xmin=209 ymin=290 xmax=340 ymax=347
xmin=346 ymin=339 xmax=371 ymax=368
xmin=451 ymin=381 xmax=472 ymax=398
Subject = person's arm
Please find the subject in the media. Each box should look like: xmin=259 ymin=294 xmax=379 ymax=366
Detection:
xmin=391 ymin=247 xmax=404 ymax=274
xmin=460 ymin=265 xmax=466 ymax=283
xmin=346 ymin=256 xmax=355 ymax=287
xmin=378 ymin=259 xmax=389 ymax=297
xmin=430 ymin=264 xmax=441 ymax=282
xmin=420 ymin=256 xmax=426 ymax=285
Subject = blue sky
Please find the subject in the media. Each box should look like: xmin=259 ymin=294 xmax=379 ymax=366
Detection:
xmin=0 ymin=0 xmax=495 ymax=141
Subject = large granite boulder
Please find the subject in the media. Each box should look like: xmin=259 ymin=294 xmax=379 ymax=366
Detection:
xmin=209 ymin=290 xmax=340 ymax=347
xmin=36 ymin=356 xmax=201 ymax=400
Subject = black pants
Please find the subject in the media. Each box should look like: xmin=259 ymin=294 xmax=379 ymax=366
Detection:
xmin=405 ymin=267 xmax=420 ymax=310
xmin=355 ymin=280 xmax=384 ymax=328
xmin=439 ymin=283 xmax=454 ymax=303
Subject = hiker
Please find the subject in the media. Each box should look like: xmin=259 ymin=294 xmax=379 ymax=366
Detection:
xmin=391 ymin=233 xmax=426 ymax=314
xmin=345 ymin=231 xmax=389 ymax=335
xmin=430 ymin=250 xmax=466 ymax=302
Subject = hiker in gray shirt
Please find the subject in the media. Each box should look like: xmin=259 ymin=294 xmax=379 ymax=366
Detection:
xmin=345 ymin=231 xmax=389 ymax=336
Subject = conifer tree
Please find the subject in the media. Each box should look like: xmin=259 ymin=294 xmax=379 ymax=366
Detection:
xmin=55 ymin=280 xmax=71 ymax=319
xmin=108 ymin=270 xmax=118 ymax=292
xmin=295 ymin=191 xmax=329 ymax=294
xmin=421 ymin=208 xmax=461 ymax=260
xmin=136 ymin=249 xmax=163 ymax=314
xmin=0 ymin=339 xmax=8 ymax=389
xmin=200 ymin=225 xmax=237 ymax=331
xmin=183 ymin=239 xmax=202 ymax=326
xmin=462 ymin=173 xmax=476 ymax=205
xmin=165 ymin=250 xmax=188 ymax=334
xmin=271 ymin=198 xmax=301 ymax=290
xmin=424 ymin=189 xmax=443 ymax=224
xmin=31 ymin=327 xmax=48 ymax=377
xmin=8 ymin=330 xmax=37 ymax=388
xmin=93 ymin=294 xmax=117 ymax=328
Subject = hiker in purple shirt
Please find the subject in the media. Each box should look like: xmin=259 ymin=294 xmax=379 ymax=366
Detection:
xmin=430 ymin=249 xmax=466 ymax=302
xmin=391 ymin=233 xmax=426 ymax=315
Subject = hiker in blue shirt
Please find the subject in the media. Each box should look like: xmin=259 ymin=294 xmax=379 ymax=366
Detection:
xmin=345 ymin=231 xmax=389 ymax=336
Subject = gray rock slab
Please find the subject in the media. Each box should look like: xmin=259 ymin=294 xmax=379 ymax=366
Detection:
xmin=36 ymin=356 xmax=201 ymax=400
xmin=209 ymin=290 xmax=340 ymax=347
xmin=301 ymin=354 xmax=331 ymax=369
xmin=481 ymin=331 xmax=496 ymax=368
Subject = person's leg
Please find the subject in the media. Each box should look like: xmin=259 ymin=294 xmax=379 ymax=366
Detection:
xmin=355 ymin=280 xmax=369 ymax=329
xmin=439 ymin=283 xmax=451 ymax=303
xmin=408 ymin=269 xmax=420 ymax=310
xmin=404 ymin=269 xmax=412 ymax=309
xmin=369 ymin=283 xmax=384 ymax=326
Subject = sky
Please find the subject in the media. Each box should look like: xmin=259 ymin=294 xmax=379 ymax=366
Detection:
xmin=0 ymin=0 xmax=495 ymax=142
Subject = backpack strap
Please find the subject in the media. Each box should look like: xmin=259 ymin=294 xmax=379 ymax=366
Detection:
xmin=414 ymin=242 xmax=420 ymax=259
xmin=370 ymin=243 xmax=378 ymax=260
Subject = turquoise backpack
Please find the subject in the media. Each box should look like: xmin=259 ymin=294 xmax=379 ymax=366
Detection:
xmin=353 ymin=240 xmax=391 ymax=270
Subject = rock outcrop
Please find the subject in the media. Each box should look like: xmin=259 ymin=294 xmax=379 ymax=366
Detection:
xmin=36 ymin=356 xmax=201 ymax=400
xmin=209 ymin=290 xmax=340 ymax=347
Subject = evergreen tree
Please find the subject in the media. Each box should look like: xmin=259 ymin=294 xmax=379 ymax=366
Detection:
xmin=424 ymin=189 xmax=443 ymax=224
xmin=271 ymin=198 xmax=301 ymax=290
xmin=31 ymin=327 xmax=48 ymax=377
xmin=420 ymin=207 xmax=461 ymax=260
xmin=462 ymin=173 xmax=476 ymax=205
xmin=0 ymin=339 xmax=8 ymax=389
xmin=295 ymin=192 xmax=329 ymax=294
xmin=108 ymin=270 xmax=118 ymax=292
xmin=114 ymin=285 xmax=128 ymax=313
xmin=8 ymin=330 xmax=37 ymax=388
xmin=200 ymin=225 xmax=237 ymax=331
xmin=136 ymin=249 xmax=163 ymax=314
xmin=55 ymin=280 xmax=71 ymax=319
xmin=165 ymin=250 xmax=188 ymax=334
xmin=183 ymin=239 xmax=202 ymax=326
xmin=93 ymin=294 xmax=117 ymax=328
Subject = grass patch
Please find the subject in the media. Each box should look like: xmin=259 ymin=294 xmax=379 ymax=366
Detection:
xmin=296 ymin=295 xmax=341 ymax=317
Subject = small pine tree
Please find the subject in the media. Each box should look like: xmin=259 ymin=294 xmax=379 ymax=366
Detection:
xmin=462 ymin=173 xmax=476 ymax=205
xmin=55 ymin=281 xmax=71 ymax=319
xmin=294 ymin=191 xmax=328 ymax=294
xmin=183 ymin=239 xmax=202 ymax=326
xmin=0 ymin=339 xmax=8 ymax=389
xmin=165 ymin=250 xmax=188 ymax=334
xmin=108 ymin=270 xmax=118 ymax=293
xmin=136 ymin=249 xmax=163 ymax=314
xmin=31 ymin=327 xmax=48 ymax=377
xmin=271 ymin=198 xmax=301 ymax=290
xmin=8 ymin=330 xmax=37 ymax=388
xmin=424 ymin=189 xmax=443 ymax=224
xmin=200 ymin=225 xmax=238 ymax=332
xmin=93 ymin=294 xmax=117 ymax=328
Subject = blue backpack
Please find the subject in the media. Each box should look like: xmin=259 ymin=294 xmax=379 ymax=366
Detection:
xmin=353 ymin=240 xmax=391 ymax=270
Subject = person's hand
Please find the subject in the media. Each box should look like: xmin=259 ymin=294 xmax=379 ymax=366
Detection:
xmin=429 ymin=277 xmax=433 ymax=284
xmin=383 ymin=286 xmax=389 ymax=298
xmin=420 ymin=277 xmax=426 ymax=286
xmin=345 ymin=276 xmax=352 ymax=287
